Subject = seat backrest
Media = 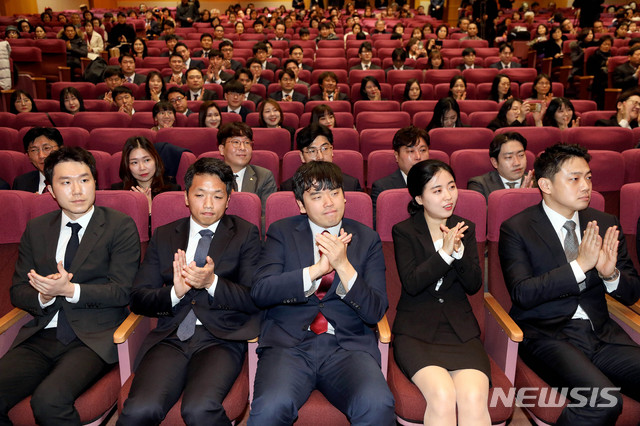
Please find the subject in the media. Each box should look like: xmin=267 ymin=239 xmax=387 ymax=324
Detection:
xmin=424 ymin=69 xmax=461 ymax=85
xmin=355 ymin=111 xmax=410 ymax=132
xmin=620 ymin=183 xmax=640 ymax=271
xmin=281 ymin=150 xmax=364 ymax=186
xmin=353 ymin=100 xmax=400 ymax=116
xmin=251 ymin=127 xmax=292 ymax=159
xmin=88 ymin=128 xmax=157 ymax=154
xmin=495 ymin=126 xmax=562 ymax=154
xmin=304 ymin=100 xmax=351 ymax=113
xmin=155 ymin=127 xmax=218 ymax=156
xmin=198 ymin=150 xmax=281 ymax=186
xmin=0 ymin=127 xmax=21 ymax=152
xmin=401 ymin=100 xmax=438 ymax=116
xmin=579 ymin=110 xmax=616 ymax=127
xmin=51 ymin=82 xmax=96 ymax=100
xmin=72 ymin=112 xmax=131 ymax=132
xmin=623 ymin=149 xmax=640 ymax=183
xmin=500 ymin=67 xmax=538 ymax=84
xmin=265 ymin=191 xmax=373 ymax=231
xmin=461 ymin=67 xmax=500 ymax=84
xmin=366 ymin=149 xmax=450 ymax=189
xmin=561 ymin=127 xmax=634 ymax=152
xmin=428 ymin=128 xmax=494 ymax=156
xmin=0 ymin=191 xmax=35 ymax=243
xmin=387 ymin=69 xmax=424 ymax=86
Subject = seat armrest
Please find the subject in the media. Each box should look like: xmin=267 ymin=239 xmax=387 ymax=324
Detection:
xmin=0 ymin=308 xmax=32 ymax=357
xmin=483 ymin=292 xmax=523 ymax=383
xmin=631 ymin=300 xmax=640 ymax=316
xmin=114 ymin=312 xmax=152 ymax=385
xmin=376 ymin=314 xmax=390 ymax=344
xmin=607 ymin=295 xmax=640 ymax=345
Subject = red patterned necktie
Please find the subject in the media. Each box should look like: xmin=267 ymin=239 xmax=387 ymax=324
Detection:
xmin=310 ymin=231 xmax=334 ymax=334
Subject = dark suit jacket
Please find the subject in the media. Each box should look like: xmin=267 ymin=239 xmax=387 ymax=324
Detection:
xmin=187 ymin=58 xmax=206 ymax=70
xmin=371 ymin=169 xmax=405 ymax=214
xmin=192 ymin=49 xmax=211 ymax=58
xmin=309 ymin=92 xmax=349 ymax=102
xmin=612 ymin=61 xmax=639 ymax=92
xmin=127 ymin=73 xmax=147 ymax=85
xmin=130 ymin=214 xmax=261 ymax=368
xmin=12 ymin=170 xmax=40 ymax=193
xmin=263 ymin=61 xmax=277 ymax=72
xmin=246 ymin=92 xmax=263 ymax=107
xmin=489 ymin=61 xmax=522 ymax=69
xmin=392 ymin=213 xmax=482 ymax=343
xmin=468 ymin=170 xmax=525 ymax=201
xmin=257 ymin=77 xmax=271 ymax=87
xmin=280 ymin=172 xmax=361 ymax=192
xmin=0 ymin=178 xmax=9 ymax=190
xmin=11 ymin=207 xmax=140 ymax=363
xmin=221 ymin=105 xmax=250 ymax=121
xmin=499 ymin=203 xmax=640 ymax=343
xmin=239 ymin=164 xmax=277 ymax=214
xmin=457 ymin=64 xmax=482 ymax=71
xmin=229 ymin=59 xmax=242 ymax=72
xmin=350 ymin=63 xmax=382 ymax=71
xmin=251 ymin=216 xmax=388 ymax=364
xmin=595 ymin=115 xmax=639 ymax=128
xmin=269 ymin=91 xmax=307 ymax=104
xmin=384 ymin=66 xmax=414 ymax=72
xmin=188 ymin=88 xmax=218 ymax=101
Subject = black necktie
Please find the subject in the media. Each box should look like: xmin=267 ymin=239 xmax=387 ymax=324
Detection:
xmin=176 ymin=229 xmax=214 ymax=341
xmin=506 ymin=182 xmax=516 ymax=189
xmin=58 ymin=222 xmax=81 ymax=345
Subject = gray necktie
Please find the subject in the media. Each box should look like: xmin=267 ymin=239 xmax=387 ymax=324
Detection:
xmin=506 ymin=182 xmax=516 ymax=189
xmin=563 ymin=220 xmax=586 ymax=291
xmin=176 ymin=229 xmax=214 ymax=341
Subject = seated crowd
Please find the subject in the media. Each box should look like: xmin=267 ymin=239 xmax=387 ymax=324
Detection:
xmin=1 ymin=2 xmax=640 ymax=426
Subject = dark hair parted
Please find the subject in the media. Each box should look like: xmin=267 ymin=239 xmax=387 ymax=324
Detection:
xmin=406 ymin=159 xmax=455 ymax=215
xmin=542 ymin=97 xmax=576 ymax=127
xmin=296 ymin=123 xmax=333 ymax=151
xmin=489 ymin=132 xmax=528 ymax=160
xmin=292 ymin=161 xmax=343 ymax=202
xmin=258 ymin=98 xmax=284 ymax=127
xmin=426 ymin=97 xmax=463 ymax=130
xmin=217 ymin=121 xmax=253 ymax=145
xmin=184 ymin=157 xmax=234 ymax=194
xmin=44 ymin=146 xmax=97 ymax=185
xmin=199 ymin=101 xmax=223 ymax=128
xmin=310 ymin=104 xmax=335 ymax=125
xmin=119 ymin=136 xmax=168 ymax=194
xmin=534 ymin=143 xmax=591 ymax=182
xmin=23 ymin=126 xmax=64 ymax=152
xmin=393 ymin=126 xmax=430 ymax=151
xmin=10 ymin=90 xmax=37 ymax=114
xmin=359 ymin=76 xmax=381 ymax=100
xmin=59 ymin=87 xmax=86 ymax=114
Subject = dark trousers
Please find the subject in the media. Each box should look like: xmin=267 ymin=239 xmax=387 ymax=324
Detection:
xmin=248 ymin=332 xmax=395 ymax=426
xmin=118 ymin=326 xmax=245 ymax=426
xmin=520 ymin=319 xmax=640 ymax=426
xmin=0 ymin=329 xmax=110 ymax=426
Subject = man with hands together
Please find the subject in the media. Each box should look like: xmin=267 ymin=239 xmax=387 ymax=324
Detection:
xmin=499 ymin=143 xmax=640 ymax=425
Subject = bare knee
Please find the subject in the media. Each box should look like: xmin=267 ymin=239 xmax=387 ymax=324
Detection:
xmin=456 ymin=385 xmax=488 ymax=417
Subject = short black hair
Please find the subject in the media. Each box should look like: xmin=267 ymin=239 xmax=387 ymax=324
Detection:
xmin=358 ymin=41 xmax=373 ymax=54
xmin=406 ymin=159 xmax=455 ymax=215
xmin=318 ymin=70 xmax=338 ymax=85
xmin=223 ymin=79 xmax=245 ymax=94
xmin=166 ymin=86 xmax=186 ymax=99
xmin=44 ymin=146 xmax=97 ymax=185
xmin=185 ymin=67 xmax=203 ymax=78
xmin=534 ymin=143 xmax=591 ymax=182
xmin=200 ymin=32 xmax=213 ymax=41
xmin=118 ymin=52 xmax=135 ymax=63
xmin=163 ymin=20 xmax=175 ymax=28
xmin=217 ymin=121 xmax=253 ymax=145
xmin=289 ymin=44 xmax=302 ymax=55
xmin=103 ymin=66 xmax=124 ymax=80
xmin=252 ymin=42 xmax=268 ymax=54
xmin=296 ymin=123 xmax=333 ymax=151
xmin=219 ymin=40 xmax=233 ymax=50
xmin=498 ymin=42 xmax=513 ymax=53
xmin=489 ymin=132 xmax=527 ymax=160
xmin=392 ymin=126 xmax=429 ymax=152
xmin=462 ymin=47 xmax=476 ymax=57
xmin=23 ymin=127 xmax=64 ymax=152
xmin=112 ymin=85 xmax=133 ymax=100
xmin=279 ymin=68 xmax=295 ymax=81
xmin=392 ymin=47 xmax=407 ymax=62
xmin=184 ymin=157 xmax=234 ymax=195
xmin=292 ymin=161 xmax=343 ymax=203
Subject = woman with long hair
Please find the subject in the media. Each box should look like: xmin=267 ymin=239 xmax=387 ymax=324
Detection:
xmin=151 ymin=101 xmax=176 ymax=131
xmin=541 ymin=97 xmax=579 ymax=130
xmin=392 ymin=159 xmax=490 ymax=426
xmin=403 ymin=79 xmax=423 ymax=102
xmin=360 ymin=76 xmax=383 ymax=101
xmin=487 ymin=97 xmax=530 ymax=131
xmin=10 ymin=90 xmax=37 ymax=114
xmin=448 ymin=75 xmax=467 ymax=101
xmin=529 ymin=73 xmax=552 ymax=101
xmin=59 ymin=87 xmax=85 ymax=115
xmin=132 ymin=37 xmax=148 ymax=58
xmin=426 ymin=97 xmax=464 ymax=130
xmin=310 ymin=104 xmax=336 ymax=128
xmin=143 ymin=71 xmax=167 ymax=102
xmin=489 ymin=74 xmax=512 ymax=103
xmin=198 ymin=101 xmax=223 ymax=128
xmin=112 ymin=136 xmax=180 ymax=214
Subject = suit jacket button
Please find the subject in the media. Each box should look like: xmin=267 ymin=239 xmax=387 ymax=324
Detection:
xmin=318 ymin=303 xmax=324 ymax=308
xmin=438 ymin=298 xmax=444 ymax=304
xmin=191 ymin=300 xmax=196 ymax=305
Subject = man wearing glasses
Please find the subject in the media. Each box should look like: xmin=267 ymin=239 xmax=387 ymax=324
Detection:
xmin=98 ymin=67 xmax=124 ymax=104
xmin=13 ymin=127 xmax=63 ymax=193
xmin=166 ymin=87 xmax=193 ymax=116
xmin=280 ymin=123 xmax=362 ymax=192
xmin=595 ymin=89 xmax=640 ymax=128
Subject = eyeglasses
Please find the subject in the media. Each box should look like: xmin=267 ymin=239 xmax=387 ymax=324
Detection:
xmin=169 ymin=96 xmax=185 ymax=104
xmin=227 ymin=139 xmax=253 ymax=148
xmin=303 ymin=144 xmax=333 ymax=156
xmin=28 ymin=144 xmax=56 ymax=155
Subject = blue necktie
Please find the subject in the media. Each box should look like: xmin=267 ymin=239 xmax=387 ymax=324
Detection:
xmin=176 ymin=229 xmax=214 ymax=341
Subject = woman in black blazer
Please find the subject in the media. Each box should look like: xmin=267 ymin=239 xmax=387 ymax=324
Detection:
xmin=392 ymin=159 xmax=491 ymax=425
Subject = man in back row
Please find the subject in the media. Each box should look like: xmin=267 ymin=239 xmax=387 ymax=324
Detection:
xmin=13 ymin=127 xmax=63 ymax=193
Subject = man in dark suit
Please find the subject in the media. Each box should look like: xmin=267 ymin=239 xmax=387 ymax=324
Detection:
xmin=217 ymin=122 xmax=277 ymax=222
xmin=371 ymin=126 xmax=429 ymax=216
xmin=612 ymin=45 xmax=640 ymax=92
xmin=283 ymin=59 xmax=310 ymax=91
xmin=185 ymin=68 xmax=217 ymax=101
xmin=118 ymin=158 xmax=261 ymax=425
xmin=107 ymin=12 xmax=136 ymax=49
xmin=385 ymin=48 xmax=414 ymax=72
xmin=269 ymin=68 xmax=307 ymax=104
xmin=221 ymin=80 xmax=250 ymax=121
xmin=595 ymin=88 xmax=640 ymax=128
xmin=281 ymin=124 xmax=362 ymax=192
xmin=167 ymin=87 xmax=194 ymax=116
xmin=0 ymin=147 xmax=140 ymax=424
xmin=489 ymin=43 xmax=522 ymax=70
xmin=248 ymin=161 xmax=395 ymax=425
xmin=246 ymin=58 xmax=272 ymax=88
xmin=350 ymin=41 xmax=382 ymax=70
xmin=219 ymin=41 xmax=242 ymax=72
xmin=164 ymin=53 xmax=188 ymax=85
xmin=192 ymin=33 xmax=213 ymax=58
xmin=253 ymin=42 xmax=277 ymax=72
xmin=235 ymin=68 xmax=263 ymax=107
xmin=119 ymin=53 xmax=146 ymax=85
xmin=457 ymin=47 xmax=481 ymax=70
xmin=13 ymin=127 xmax=63 ymax=193
xmin=499 ymin=143 xmax=640 ymax=425
xmin=159 ymin=34 xmax=179 ymax=57
xmin=97 ymin=66 xmax=125 ymax=103
xmin=309 ymin=71 xmax=349 ymax=102
xmin=289 ymin=44 xmax=313 ymax=72
xmin=204 ymin=50 xmax=234 ymax=85
xmin=271 ymin=22 xmax=290 ymax=41
xmin=175 ymin=42 xmax=205 ymax=71
xmin=468 ymin=132 xmax=534 ymax=201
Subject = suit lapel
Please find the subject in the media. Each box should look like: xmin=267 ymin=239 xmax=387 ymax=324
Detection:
xmin=208 ymin=215 xmax=235 ymax=263
xmin=45 ymin=212 xmax=62 ymax=271
xmin=242 ymin=165 xmax=258 ymax=193
xmin=70 ymin=207 xmax=105 ymax=273
xmin=293 ymin=219 xmax=315 ymax=271
xmin=173 ymin=217 xmax=190 ymax=254
xmin=530 ymin=203 xmax=567 ymax=267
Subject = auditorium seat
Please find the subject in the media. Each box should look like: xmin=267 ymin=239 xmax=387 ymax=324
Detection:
xmin=579 ymin=110 xmax=616 ymax=126
xmin=72 ymin=112 xmax=131 ymax=131
xmin=424 ymin=69 xmax=461 ymax=85
xmin=298 ymin=112 xmax=354 ymax=129
xmin=519 ymin=81 xmax=564 ymax=99
xmin=87 ymin=128 xmax=157 ymax=154
xmin=350 ymin=83 xmax=393 ymax=102
xmin=462 ymin=68 xmax=500 ymax=85
xmin=428 ymin=128 xmax=494 ymax=156
xmin=366 ymin=149 xmax=449 ymax=190
xmin=494 ymin=127 xmax=561 ymax=154
xmin=353 ymin=100 xmax=400 ymax=116
xmin=252 ymin=128 xmax=293 ymax=158
xmin=349 ymin=68 xmax=386 ymax=84
xmin=155 ymin=128 xmax=217 ymax=156
xmin=281 ymin=150 xmax=364 ymax=187
xmin=561 ymin=127 xmax=634 ymax=152
xmin=413 ymin=111 xmax=470 ymax=128
xmin=0 ymin=127 xmax=21 ymax=152
xmin=450 ymin=149 xmax=535 ymax=189
xmin=356 ymin=111 xmax=410 ymax=132
xmin=588 ymin=150 xmax=625 ymax=216
xmin=198 ymin=150 xmax=281 ymax=186
xmin=304 ymin=100 xmax=351 ymax=113
xmin=245 ymin=112 xmax=299 ymax=129
xmin=51 ymin=82 xmax=96 ymax=100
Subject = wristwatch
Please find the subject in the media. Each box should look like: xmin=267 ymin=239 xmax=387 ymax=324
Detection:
xmin=598 ymin=268 xmax=620 ymax=282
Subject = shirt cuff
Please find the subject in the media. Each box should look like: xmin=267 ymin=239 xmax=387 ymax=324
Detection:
xmin=39 ymin=294 xmax=56 ymax=308
xmin=570 ymin=260 xmax=587 ymax=284
xmin=64 ymin=284 xmax=80 ymax=303
xmin=206 ymin=274 xmax=218 ymax=297
xmin=452 ymin=243 xmax=465 ymax=260
xmin=438 ymin=248 xmax=455 ymax=265
xmin=171 ymin=285 xmax=184 ymax=307
xmin=603 ymin=275 xmax=620 ymax=293
xmin=336 ymin=271 xmax=357 ymax=298
xmin=303 ymin=267 xmax=315 ymax=297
